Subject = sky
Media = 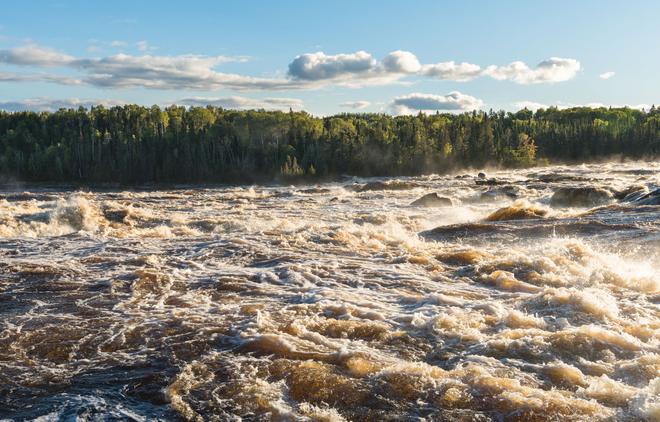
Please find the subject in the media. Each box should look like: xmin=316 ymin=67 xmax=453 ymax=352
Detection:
xmin=0 ymin=0 xmax=658 ymax=115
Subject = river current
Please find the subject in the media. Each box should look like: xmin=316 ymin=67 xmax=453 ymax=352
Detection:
xmin=0 ymin=162 xmax=659 ymax=421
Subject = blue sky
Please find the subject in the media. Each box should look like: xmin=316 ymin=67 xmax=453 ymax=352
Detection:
xmin=0 ymin=0 xmax=658 ymax=114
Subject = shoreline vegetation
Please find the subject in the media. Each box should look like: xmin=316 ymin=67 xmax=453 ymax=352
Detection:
xmin=0 ymin=105 xmax=658 ymax=185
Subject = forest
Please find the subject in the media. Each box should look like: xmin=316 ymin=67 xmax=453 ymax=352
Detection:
xmin=0 ymin=105 xmax=658 ymax=184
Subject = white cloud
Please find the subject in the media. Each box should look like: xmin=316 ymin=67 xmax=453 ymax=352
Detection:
xmin=0 ymin=44 xmax=74 ymax=66
xmin=599 ymin=71 xmax=615 ymax=80
xmin=421 ymin=61 xmax=483 ymax=81
xmin=287 ymin=50 xmax=580 ymax=86
xmin=0 ymin=71 xmax=82 ymax=85
xmin=382 ymin=50 xmax=422 ymax=74
xmin=110 ymin=40 xmax=127 ymax=48
xmin=513 ymin=101 xmax=652 ymax=111
xmin=390 ymin=92 xmax=484 ymax=115
xmin=340 ymin=100 xmax=371 ymax=109
xmin=179 ymin=96 xmax=304 ymax=111
xmin=484 ymin=57 xmax=581 ymax=84
xmin=0 ymin=44 xmax=293 ymax=91
xmin=514 ymin=101 xmax=548 ymax=111
xmin=0 ymin=43 xmax=582 ymax=92
xmin=288 ymin=51 xmax=378 ymax=81
xmin=0 ymin=97 xmax=126 ymax=112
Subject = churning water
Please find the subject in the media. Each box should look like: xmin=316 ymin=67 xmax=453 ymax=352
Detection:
xmin=0 ymin=162 xmax=659 ymax=421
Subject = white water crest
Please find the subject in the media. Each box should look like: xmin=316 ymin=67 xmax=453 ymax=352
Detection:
xmin=0 ymin=161 xmax=659 ymax=421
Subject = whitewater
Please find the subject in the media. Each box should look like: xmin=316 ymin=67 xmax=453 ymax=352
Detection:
xmin=0 ymin=162 xmax=658 ymax=421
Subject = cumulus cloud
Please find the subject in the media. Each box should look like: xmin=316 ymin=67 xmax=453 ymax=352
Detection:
xmin=340 ymin=100 xmax=371 ymax=109
xmin=421 ymin=61 xmax=483 ymax=81
xmin=599 ymin=71 xmax=615 ymax=80
xmin=484 ymin=57 xmax=581 ymax=84
xmin=288 ymin=51 xmax=379 ymax=81
xmin=287 ymin=50 xmax=580 ymax=86
xmin=390 ymin=92 xmax=483 ymax=115
xmin=0 ymin=97 xmax=126 ymax=112
xmin=179 ymin=96 xmax=304 ymax=111
xmin=0 ymin=43 xmax=582 ymax=91
xmin=382 ymin=50 xmax=422 ymax=74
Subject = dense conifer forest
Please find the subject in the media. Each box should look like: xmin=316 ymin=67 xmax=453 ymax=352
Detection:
xmin=0 ymin=105 xmax=658 ymax=184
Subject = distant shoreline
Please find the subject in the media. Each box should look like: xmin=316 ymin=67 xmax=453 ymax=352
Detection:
xmin=1 ymin=106 xmax=658 ymax=186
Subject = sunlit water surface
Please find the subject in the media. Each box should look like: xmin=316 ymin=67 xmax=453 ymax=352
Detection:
xmin=1 ymin=162 xmax=659 ymax=421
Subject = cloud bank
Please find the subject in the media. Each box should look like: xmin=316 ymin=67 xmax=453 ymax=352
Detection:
xmin=0 ymin=44 xmax=582 ymax=91
xmin=288 ymin=50 xmax=581 ymax=86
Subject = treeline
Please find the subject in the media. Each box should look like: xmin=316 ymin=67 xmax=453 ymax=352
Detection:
xmin=0 ymin=105 xmax=658 ymax=184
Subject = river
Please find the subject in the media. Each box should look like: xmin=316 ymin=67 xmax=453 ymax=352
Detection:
xmin=0 ymin=162 xmax=658 ymax=421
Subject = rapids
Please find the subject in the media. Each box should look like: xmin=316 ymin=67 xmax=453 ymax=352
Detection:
xmin=0 ymin=162 xmax=659 ymax=421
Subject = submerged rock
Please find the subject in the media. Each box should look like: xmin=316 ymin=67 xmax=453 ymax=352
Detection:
xmin=410 ymin=193 xmax=452 ymax=207
xmin=550 ymin=187 xmax=613 ymax=207
xmin=103 ymin=207 xmax=129 ymax=223
xmin=485 ymin=201 xmax=548 ymax=221
xmin=480 ymin=186 xmax=520 ymax=201
xmin=475 ymin=178 xmax=499 ymax=186
xmin=298 ymin=187 xmax=331 ymax=194
xmin=356 ymin=180 xmax=420 ymax=192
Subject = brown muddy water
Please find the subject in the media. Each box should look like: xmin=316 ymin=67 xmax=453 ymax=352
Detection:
xmin=0 ymin=162 xmax=659 ymax=421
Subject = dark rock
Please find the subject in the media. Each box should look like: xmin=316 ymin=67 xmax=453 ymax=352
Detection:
xmin=475 ymin=178 xmax=499 ymax=186
xmin=479 ymin=186 xmax=520 ymax=202
xmin=477 ymin=172 xmax=487 ymax=179
xmin=530 ymin=173 xmax=590 ymax=183
xmin=356 ymin=180 xmax=420 ymax=192
xmin=103 ymin=208 xmax=129 ymax=223
xmin=550 ymin=186 xmax=613 ymax=207
xmin=615 ymin=185 xmax=647 ymax=201
xmin=634 ymin=188 xmax=660 ymax=205
xmin=410 ymin=193 xmax=452 ymax=207
xmin=298 ymin=187 xmax=331 ymax=194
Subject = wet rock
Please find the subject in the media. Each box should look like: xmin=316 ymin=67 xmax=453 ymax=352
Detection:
xmin=410 ymin=193 xmax=452 ymax=207
xmin=477 ymin=172 xmax=487 ymax=179
xmin=2 ymin=192 xmax=58 ymax=202
xmin=103 ymin=207 xmax=129 ymax=223
xmin=634 ymin=188 xmax=660 ymax=205
xmin=530 ymin=173 xmax=590 ymax=183
xmin=356 ymin=180 xmax=420 ymax=192
xmin=475 ymin=178 xmax=499 ymax=186
xmin=479 ymin=186 xmax=520 ymax=201
xmin=298 ymin=187 xmax=331 ymax=194
xmin=550 ymin=187 xmax=613 ymax=207
xmin=615 ymin=185 xmax=648 ymax=202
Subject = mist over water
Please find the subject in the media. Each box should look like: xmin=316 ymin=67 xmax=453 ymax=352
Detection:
xmin=0 ymin=162 xmax=659 ymax=421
